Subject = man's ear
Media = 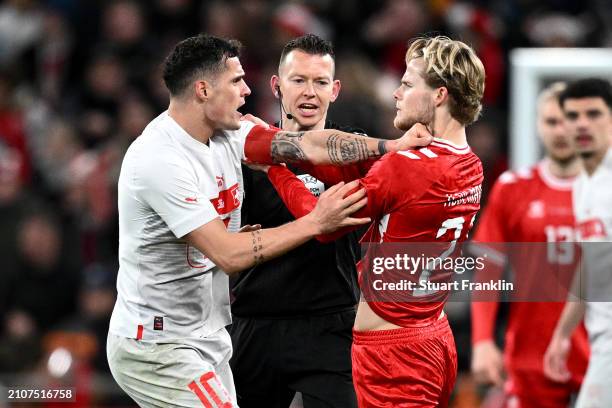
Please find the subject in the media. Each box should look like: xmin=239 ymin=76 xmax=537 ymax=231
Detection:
xmin=195 ymin=80 xmax=210 ymax=101
xmin=330 ymin=79 xmax=341 ymax=103
xmin=270 ymin=75 xmax=280 ymax=98
xmin=434 ymin=86 xmax=448 ymax=107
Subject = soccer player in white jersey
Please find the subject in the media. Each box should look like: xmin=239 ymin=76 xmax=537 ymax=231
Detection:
xmin=106 ymin=34 xmax=428 ymax=408
xmin=544 ymin=78 xmax=612 ymax=408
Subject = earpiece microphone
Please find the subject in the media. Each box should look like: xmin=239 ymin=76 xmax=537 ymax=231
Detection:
xmin=276 ymin=86 xmax=293 ymax=121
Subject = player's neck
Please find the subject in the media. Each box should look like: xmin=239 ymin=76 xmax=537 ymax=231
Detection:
xmin=546 ymin=156 xmax=581 ymax=179
xmin=168 ymin=99 xmax=214 ymax=144
xmin=430 ymin=113 xmax=466 ymax=146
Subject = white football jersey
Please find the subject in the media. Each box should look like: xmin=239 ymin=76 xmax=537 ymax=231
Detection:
xmin=573 ymin=147 xmax=612 ymax=346
xmin=109 ymin=112 xmax=254 ymax=340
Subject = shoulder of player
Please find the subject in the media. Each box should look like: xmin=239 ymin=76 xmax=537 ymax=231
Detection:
xmin=128 ymin=131 xmax=195 ymax=182
xmin=388 ymin=144 xmax=463 ymax=170
xmin=495 ymin=166 xmax=537 ymax=187
xmin=370 ymin=149 xmax=450 ymax=182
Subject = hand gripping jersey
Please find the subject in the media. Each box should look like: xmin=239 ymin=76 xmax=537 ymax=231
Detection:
xmin=109 ymin=112 xmax=255 ymax=340
xmin=267 ymin=138 xmax=483 ymax=326
xmin=471 ymin=160 xmax=589 ymax=388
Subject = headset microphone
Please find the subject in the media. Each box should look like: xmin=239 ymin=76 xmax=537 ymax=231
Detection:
xmin=276 ymin=86 xmax=294 ymax=121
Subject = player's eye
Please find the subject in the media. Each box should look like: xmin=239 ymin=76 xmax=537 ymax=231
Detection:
xmin=587 ymin=110 xmax=602 ymax=119
xmin=565 ymin=112 xmax=578 ymax=121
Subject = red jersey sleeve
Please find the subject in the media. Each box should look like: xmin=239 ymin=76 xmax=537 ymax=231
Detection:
xmin=297 ymin=160 xmax=377 ymax=185
xmin=267 ymin=166 xmax=362 ymax=243
xmin=243 ymin=125 xmax=280 ymax=164
xmin=471 ymin=175 xmax=512 ymax=344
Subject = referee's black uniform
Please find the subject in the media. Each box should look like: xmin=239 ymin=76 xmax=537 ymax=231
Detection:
xmin=230 ymin=121 xmax=362 ymax=408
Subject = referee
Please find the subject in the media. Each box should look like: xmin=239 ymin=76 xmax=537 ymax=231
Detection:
xmin=230 ymin=34 xmax=360 ymax=408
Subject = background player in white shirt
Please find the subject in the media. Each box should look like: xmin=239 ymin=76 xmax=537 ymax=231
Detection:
xmin=544 ymin=78 xmax=612 ymax=408
xmin=107 ymin=34 xmax=428 ymax=408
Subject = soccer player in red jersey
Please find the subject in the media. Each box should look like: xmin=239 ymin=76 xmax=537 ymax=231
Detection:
xmin=243 ymin=35 xmax=485 ymax=407
xmin=470 ymin=83 xmax=589 ymax=407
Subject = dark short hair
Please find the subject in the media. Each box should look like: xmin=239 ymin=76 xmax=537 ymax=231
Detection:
xmin=559 ymin=78 xmax=612 ymax=110
xmin=278 ymin=34 xmax=335 ymax=69
xmin=162 ymin=34 xmax=242 ymax=96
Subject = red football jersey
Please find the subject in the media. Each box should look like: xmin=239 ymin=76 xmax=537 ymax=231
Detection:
xmin=471 ymin=160 xmax=589 ymax=380
xmin=358 ymin=140 xmax=483 ymax=326
xmin=268 ymin=138 xmax=483 ymax=327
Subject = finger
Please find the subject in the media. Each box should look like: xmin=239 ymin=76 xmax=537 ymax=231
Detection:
xmin=489 ymin=365 xmax=504 ymax=387
xmin=547 ymin=357 xmax=569 ymax=382
xmin=413 ymin=135 xmax=434 ymax=146
xmin=241 ymin=114 xmax=270 ymax=128
xmin=342 ymin=197 xmax=368 ymax=216
xmin=473 ymin=370 xmax=488 ymax=385
xmin=238 ymin=224 xmax=261 ymax=233
xmin=323 ymin=181 xmax=345 ymax=196
xmin=341 ymin=188 xmax=367 ymax=207
xmin=338 ymin=179 xmax=362 ymax=197
xmin=341 ymin=216 xmax=371 ymax=227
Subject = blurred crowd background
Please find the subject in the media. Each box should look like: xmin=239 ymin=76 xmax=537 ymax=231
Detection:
xmin=0 ymin=0 xmax=610 ymax=406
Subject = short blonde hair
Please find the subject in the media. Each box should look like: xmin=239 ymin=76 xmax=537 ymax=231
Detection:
xmin=537 ymin=81 xmax=566 ymax=112
xmin=406 ymin=36 xmax=485 ymax=125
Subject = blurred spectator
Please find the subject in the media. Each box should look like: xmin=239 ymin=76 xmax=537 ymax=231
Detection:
xmin=329 ymin=53 xmax=383 ymax=136
xmin=0 ymin=0 xmax=43 ymax=67
xmin=467 ymin=113 xmax=508 ymax=204
xmin=0 ymin=144 xmax=37 ymax=321
xmin=0 ymin=210 xmax=80 ymax=372
xmin=363 ymin=0 xmax=431 ymax=75
xmin=72 ymin=51 xmax=126 ymax=148
xmin=58 ymin=262 xmax=117 ymax=372
xmin=445 ymin=2 xmax=505 ymax=106
xmin=0 ymin=70 xmax=32 ymax=183
xmin=7 ymin=212 xmax=80 ymax=331
xmin=36 ymin=8 xmax=73 ymax=105
xmin=100 ymin=0 xmax=156 ymax=89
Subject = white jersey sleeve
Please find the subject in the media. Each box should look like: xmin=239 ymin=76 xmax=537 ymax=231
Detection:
xmin=139 ymin=152 xmax=219 ymax=238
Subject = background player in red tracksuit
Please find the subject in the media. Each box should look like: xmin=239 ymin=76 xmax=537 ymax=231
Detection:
xmin=470 ymin=82 xmax=589 ymax=407
xmin=243 ymin=35 xmax=486 ymax=408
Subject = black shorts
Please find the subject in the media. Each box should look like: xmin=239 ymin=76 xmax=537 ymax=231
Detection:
xmin=230 ymin=309 xmax=357 ymax=408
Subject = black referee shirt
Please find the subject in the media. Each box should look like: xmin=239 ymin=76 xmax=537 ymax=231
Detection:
xmin=231 ymin=121 xmax=364 ymax=318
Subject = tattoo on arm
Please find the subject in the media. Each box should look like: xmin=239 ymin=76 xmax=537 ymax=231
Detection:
xmin=251 ymin=230 xmax=264 ymax=265
xmin=271 ymin=131 xmax=306 ymax=163
xmin=378 ymin=140 xmax=388 ymax=155
xmin=326 ymin=133 xmax=380 ymax=165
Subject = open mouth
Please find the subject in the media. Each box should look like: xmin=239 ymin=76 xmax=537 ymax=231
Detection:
xmin=297 ymin=103 xmax=319 ymax=116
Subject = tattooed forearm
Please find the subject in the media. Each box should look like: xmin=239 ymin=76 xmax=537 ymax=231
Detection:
xmin=251 ymin=230 xmax=264 ymax=265
xmin=276 ymin=131 xmax=305 ymax=140
xmin=271 ymin=141 xmax=306 ymax=163
xmin=326 ymin=133 xmax=381 ymax=165
xmin=271 ymin=131 xmax=307 ymax=163
xmin=269 ymin=129 xmax=383 ymax=165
